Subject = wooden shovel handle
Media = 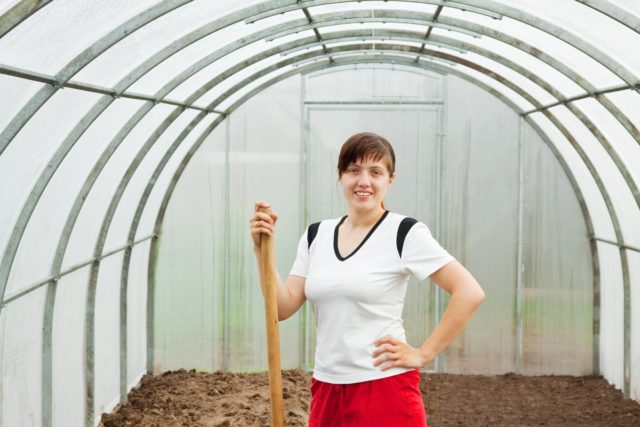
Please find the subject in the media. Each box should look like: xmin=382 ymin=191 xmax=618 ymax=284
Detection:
xmin=259 ymin=206 xmax=285 ymax=427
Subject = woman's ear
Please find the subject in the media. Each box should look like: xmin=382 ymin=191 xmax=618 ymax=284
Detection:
xmin=389 ymin=173 xmax=396 ymax=184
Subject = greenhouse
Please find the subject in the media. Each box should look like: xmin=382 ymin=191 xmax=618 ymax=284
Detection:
xmin=0 ymin=0 xmax=639 ymax=426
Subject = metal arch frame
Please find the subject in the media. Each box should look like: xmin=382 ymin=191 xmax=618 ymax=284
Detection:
xmin=0 ymin=11 xmax=632 ymax=427
xmin=245 ymin=0 xmax=505 ymax=23
xmin=247 ymin=8 xmax=640 ymax=146
xmin=205 ymin=40 xmax=638 ymax=397
xmin=82 ymin=105 xmax=194 ymax=426
xmin=143 ymin=54 xmax=599 ymax=377
xmin=0 ymin=6 xmax=607 ymax=304
xmin=0 ymin=2 xmax=334 ymax=422
xmin=3 ymin=4 xmax=634 ymax=297
xmin=0 ymin=16 xmax=624 ymax=427
xmin=115 ymin=109 xmax=211 ymax=401
xmin=190 ymin=43 xmax=631 ymax=394
xmin=1 ymin=3 xmax=636 ymax=311
xmin=123 ymin=38 xmax=605 ymax=373
xmin=192 ymin=34 xmax=639 ymax=224
xmin=161 ymin=6 xmax=640 ymax=222
xmin=133 ymin=3 xmax=637 ymax=400
xmin=0 ymin=0 xmax=636 ymax=422
xmin=0 ymin=0 xmax=52 ymax=38
xmin=575 ymin=0 xmax=640 ymax=35
xmin=0 ymin=0 xmax=194 ymax=156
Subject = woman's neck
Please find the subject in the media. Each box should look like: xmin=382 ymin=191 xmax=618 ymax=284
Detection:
xmin=344 ymin=206 xmax=386 ymax=229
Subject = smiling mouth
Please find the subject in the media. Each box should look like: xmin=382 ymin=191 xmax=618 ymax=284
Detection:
xmin=355 ymin=191 xmax=373 ymax=196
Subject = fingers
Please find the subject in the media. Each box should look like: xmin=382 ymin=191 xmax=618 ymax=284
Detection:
xmin=374 ymin=336 xmax=401 ymax=348
xmin=250 ymin=203 xmax=277 ymax=237
xmin=371 ymin=338 xmax=417 ymax=371
xmin=254 ymin=200 xmax=271 ymax=212
xmin=250 ymin=218 xmax=275 ymax=236
xmin=371 ymin=343 xmax=399 ymax=359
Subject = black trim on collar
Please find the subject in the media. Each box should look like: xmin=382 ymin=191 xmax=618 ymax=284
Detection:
xmin=333 ymin=210 xmax=390 ymax=261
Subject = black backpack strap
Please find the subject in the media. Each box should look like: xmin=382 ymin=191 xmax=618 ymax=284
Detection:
xmin=307 ymin=222 xmax=321 ymax=249
xmin=397 ymin=217 xmax=418 ymax=257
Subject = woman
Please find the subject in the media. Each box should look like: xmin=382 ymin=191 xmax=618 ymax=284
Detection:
xmin=250 ymin=132 xmax=485 ymax=426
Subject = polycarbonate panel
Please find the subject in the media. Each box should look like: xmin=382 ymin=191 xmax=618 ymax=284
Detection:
xmin=127 ymin=240 xmax=150 ymax=388
xmin=458 ymin=50 xmax=559 ymax=105
xmin=0 ymin=287 xmax=45 ymax=426
xmin=549 ymin=105 xmax=640 ymax=246
xmin=440 ymin=75 xmax=519 ymax=374
xmin=0 ymin=88 xmax=101 ymax=265
xmin=154 ymin=124 xmax=226 ymax=373
xmin=604 ymin=89 xmax=640 ymax=130
xmin=0 ymin=0 xmax=155 ymax=75
xmin=439 ymin=29 xmax=587 ymax=97
xmin=573 ymin=98 xmax=640 ymax=218
xmin=527 ymin=112 xmax=615 ymax=239
xmin=126 ymin=9 xmax=307 ymax=96
xmin=73 ymin=0 xmax=265 ymax=88
xmin=500 ymin=0 xmax=640 ymax=78
xmin=597 ymin=241 xmax=625 ymax=392
xmin=135 ymin=114 xmax=219 ymax=239
xmin=307 ymin=64 xmax=442 ymax=100
xmin=0 ymin=75 xmax=45 ymax=137
xmin=6 ymin=98 xmax=144 ymax=296
xmin=52 ymin=266 xmax=90 ymax=427
xmin=630 ymin=251 xmax=640 ymax=401
xmin=93 ymin=252 xmax=123 ymax=419
xmin=61 ymin=104 xmax=176 ymax=270
xmin=207 ymin=64 xmax=297 ymax=111
xmin=451 ymin=6 xmax=625 ymax=88
xmin=104 ymin=109 xmax=200 ymax=251
xmin=181 ymin=49 xmax=291 ymax=108
xmin=166 ymin=32 xmax=315 ymax=103
xmin=521 ymin=120 xmax=593 ymax=376
xmin=610 ymin=0 xmax=640 ymax=14
xmin=225 ymin=76 xmax=303 ymax=371
xmin=436 ymin=60 xmax=535 ymax=112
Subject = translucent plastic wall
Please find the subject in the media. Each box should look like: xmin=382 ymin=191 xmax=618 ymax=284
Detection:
xmin=1 ymin=1 xmax=639 ymax=426
xmin=157 ymin=67 xmax=594 ymax=380
xmin=156 ymin=77 xmax=304 ymax=372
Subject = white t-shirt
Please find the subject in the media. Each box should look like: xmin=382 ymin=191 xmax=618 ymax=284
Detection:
xmin=289 ymin=210 xmax=454 ymax=384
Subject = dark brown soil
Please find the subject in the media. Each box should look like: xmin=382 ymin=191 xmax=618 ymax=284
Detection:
xmin=101 ymin=369 xmax=640 ymax=426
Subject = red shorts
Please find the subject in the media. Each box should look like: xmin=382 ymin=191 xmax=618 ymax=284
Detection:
xmin=309 ymin=370 xmax=427 ymax=427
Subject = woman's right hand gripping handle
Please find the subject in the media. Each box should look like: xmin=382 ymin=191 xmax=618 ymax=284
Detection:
xmin=250 ymin=200 xmax=279 ymax=251
xmin=250 ymin=201 xmax=306 ymax=321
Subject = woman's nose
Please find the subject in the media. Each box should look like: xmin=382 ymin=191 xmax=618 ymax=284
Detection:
xmin=356 ymin=173 xmax=371 ymax=186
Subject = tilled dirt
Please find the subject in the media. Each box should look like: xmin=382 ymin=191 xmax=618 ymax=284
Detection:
xmin=101 ymin=369 xmax=640 ymax=426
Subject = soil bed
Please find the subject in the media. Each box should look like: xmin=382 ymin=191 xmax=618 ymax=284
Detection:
xmin=101 ymin=369 xmax=640 ymax=426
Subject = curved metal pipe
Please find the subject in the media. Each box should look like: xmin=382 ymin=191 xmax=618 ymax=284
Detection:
xmin=138 ymin=52 xmax=597 ymax=378
xmin=0 ymin=0 xmax=193 ymax=156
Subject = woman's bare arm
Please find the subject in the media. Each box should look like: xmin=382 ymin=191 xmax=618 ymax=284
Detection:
xmin=373 ymin=260 xmax=484 ymax=369
xmin=251 ymin=201 xmax=307 ymax=321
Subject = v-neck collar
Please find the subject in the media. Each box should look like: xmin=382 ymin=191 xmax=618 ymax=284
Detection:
xmin=333 ymin=210 xmax=390 ymax=261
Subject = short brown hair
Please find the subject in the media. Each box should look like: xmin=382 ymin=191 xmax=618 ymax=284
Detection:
xmin=337 ymin=132 xmax=396 ymax=177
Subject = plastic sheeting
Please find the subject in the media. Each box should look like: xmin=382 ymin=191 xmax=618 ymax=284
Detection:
xmin=1 ymin=1 xmax=639 ymax=425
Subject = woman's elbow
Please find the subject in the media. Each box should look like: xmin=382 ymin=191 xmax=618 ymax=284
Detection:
xmin=471 ymin=284 xmax=485 ymax=307
xmin=277 ymin=310 xmax=292 ymax=322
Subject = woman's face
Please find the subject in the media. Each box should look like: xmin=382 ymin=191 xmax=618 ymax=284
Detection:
xmin=339 ymin=156 xmax=395 ymax=212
